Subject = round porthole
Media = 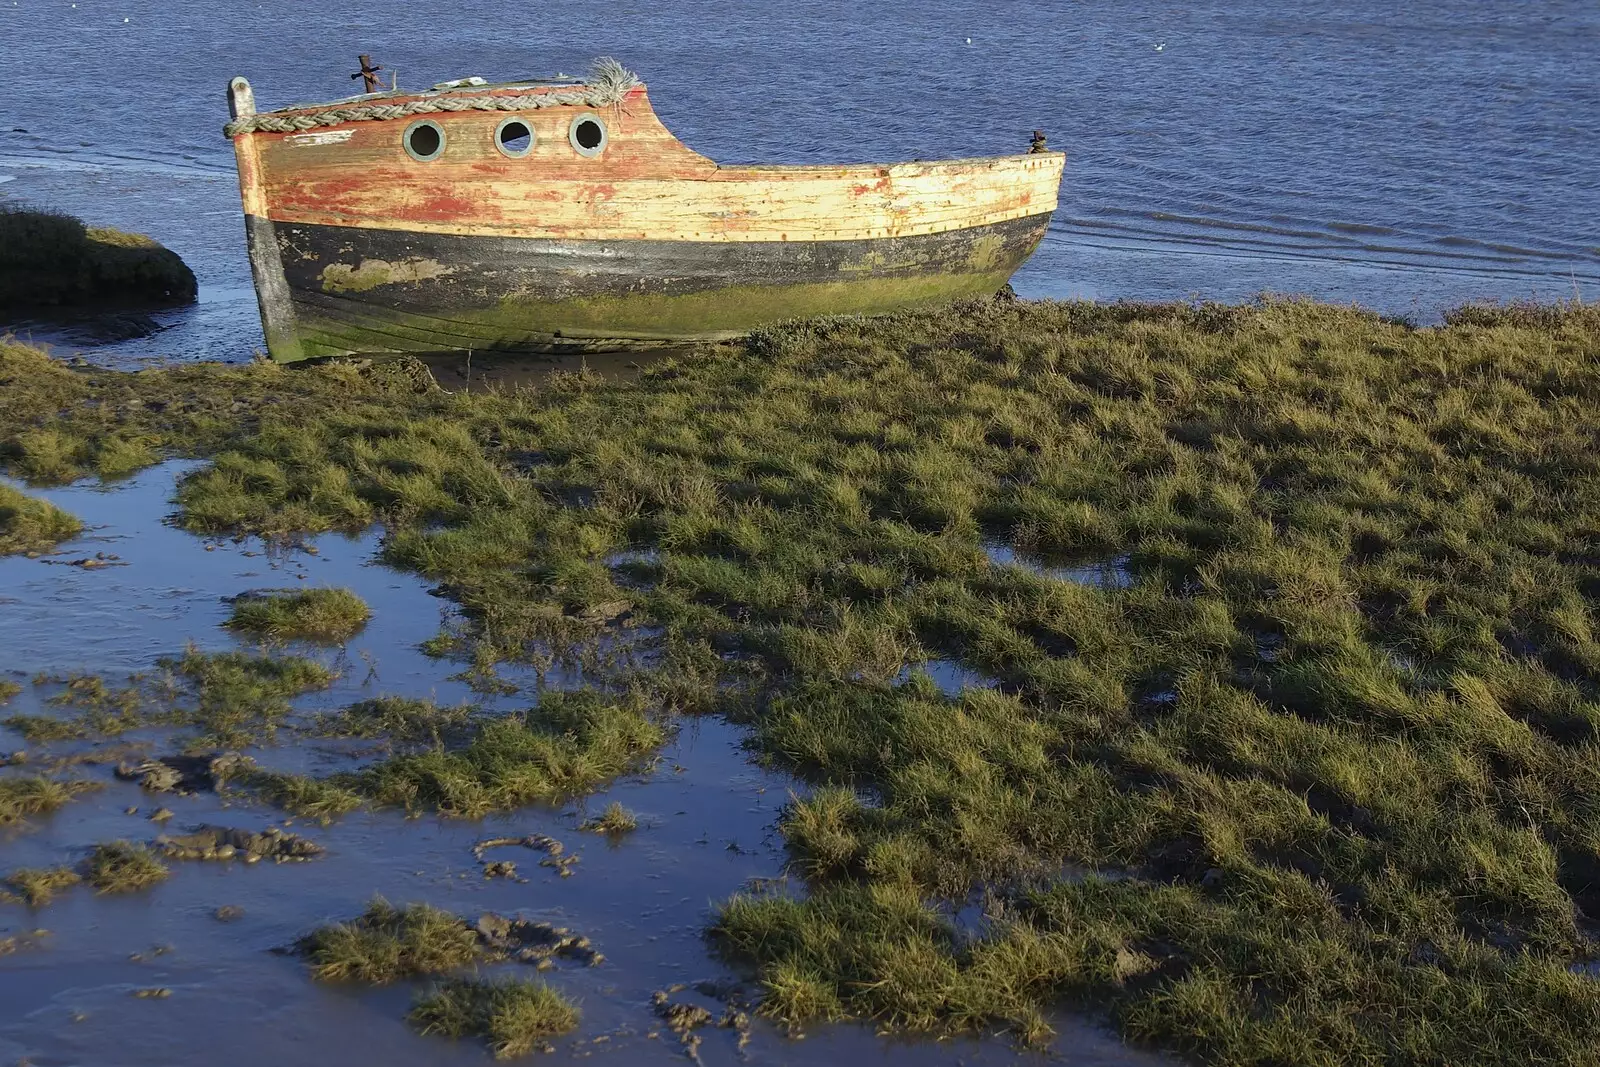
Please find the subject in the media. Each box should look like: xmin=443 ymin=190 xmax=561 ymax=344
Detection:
xmin=495 ymin=117 xmax=535 ymax=158
xmin=568 ymin=113 xmax=608 ymax=157
xmin=403 ymin=119 xmax=445 ymax=161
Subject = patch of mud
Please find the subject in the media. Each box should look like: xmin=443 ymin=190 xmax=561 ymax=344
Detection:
xmin=115 ymin=753 xmax=252 ymax=795
xmin=1253 ymin=631 xmax=1286 ymax=663
xmin=473 ymin=833 xmax=577 ymax=878
xmin=652 ymin=984 xmax=755 ymax=1059
xmin=154 ymin=824 xmax=323 ymax=863
xmin=419 ymin=349 xmax=676 ymax=392
xmin=605 ymin=548 xmax=661 ymax=592
xmin=0 ymin=930 xmax=49 ymax=956
xmin=475 ymin=912 xmax=603 ymax=968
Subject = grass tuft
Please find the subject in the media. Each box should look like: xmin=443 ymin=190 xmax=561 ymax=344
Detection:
xmin=0 ymin=775 xmax=102 ymax=828
xmin=165 ymin=647 xmax=337 ymax=747
xmin=234 ymin=768 xmax=364 ymax=822
xmin=355 ymin=690 xmax=663 ymax=817
xmin=410 ymin=977 xmax=580 ymax=1059
xmin=580 ymin=800 xmax=638 ymax=836
xmin=85 ymin=842 xmax=169 ymax=893
xmin=3 ymin=865 xmax=81 ymax=906
xmin=225 ymin=587 xmax=372 ymax=643
xmin=299 ymin=897 xmax=480 ymax=983
xmin=0 ymin=484 xmax=81 ymax=556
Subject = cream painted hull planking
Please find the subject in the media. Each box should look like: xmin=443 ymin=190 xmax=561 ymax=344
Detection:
xmin=224 ymin=59 xmax=1065 ymax=363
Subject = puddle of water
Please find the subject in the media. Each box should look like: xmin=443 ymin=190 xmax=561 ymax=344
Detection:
xmin=982 ymin=541 xmax=1134 ymax=590
xmin=1254 ymin=631 xmax=1285 ymax=664
xmin=605 ymin=547 xmax=661 ymax=592
xmin=0 ymin=463 xmax=1167 ymax=1067
xmin=1384 ymin=647 xmax=1422 ymax=679
xmin=894 ymin=659 xmax=998 ymax=699
xmin=0 ymin=463 xmax=471 ymax=701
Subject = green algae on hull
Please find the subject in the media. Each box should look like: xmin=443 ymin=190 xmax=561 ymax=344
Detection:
xmin=268 ymin=215 xmax=1045 ymax=362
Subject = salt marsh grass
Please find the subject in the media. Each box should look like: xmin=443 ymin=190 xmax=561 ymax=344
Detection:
xmin=410 ymin=977 xmax=579 ymax=1059
xmin=3 ymin=865 xmax=80 ymax=906
xmin=581 ymin=800 xmax=638 ymax=836
xmin=225 ymin=588 xmax=371 ymax=643
xmin=6 ymin=298 xmax=1600 ymax=1063
xmin=85 ymin=842 xmax=168 ymax=893
xmin=299 ymin=897 xmax=480 ymax=983
xmin=0 ymin=776 xmax=102 ymax=828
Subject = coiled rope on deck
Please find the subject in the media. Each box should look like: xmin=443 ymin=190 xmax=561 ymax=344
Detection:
xmin=224 ymin=57 xmax=640 ymax=138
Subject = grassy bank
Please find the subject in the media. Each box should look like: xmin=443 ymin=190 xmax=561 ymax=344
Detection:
xmin=4 ymin=297 xmax=1600 ymax=1064
xmin=0 ymin=206 xmax=197 ymax=312
xmin=0 ymin=482 xmax=81 ymax=556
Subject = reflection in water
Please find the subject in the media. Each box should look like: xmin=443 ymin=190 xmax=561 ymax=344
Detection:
xmin=983 ymin=540 xmax=1135 ymax=590
xmin=3 ymin=310 xmax=170 ymax=348
xmin=895 ymin=659 xmax=999 ymax=699
xmin=0 ymin=464 xmax=1168 ymax=1067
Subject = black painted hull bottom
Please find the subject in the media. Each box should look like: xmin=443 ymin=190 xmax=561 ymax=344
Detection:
xmin=244 ymin=213 xmax=1052 ymax=362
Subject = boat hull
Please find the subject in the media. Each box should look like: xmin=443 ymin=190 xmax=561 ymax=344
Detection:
xmin=225 ymin=72 xmax=1064 ymax=363
xmin=251 ymin=212 xmax=1051 ymax=360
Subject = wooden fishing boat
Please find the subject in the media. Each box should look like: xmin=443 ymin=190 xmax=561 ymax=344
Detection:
xmin=224 ymin=59 xmax=1064 ymax=364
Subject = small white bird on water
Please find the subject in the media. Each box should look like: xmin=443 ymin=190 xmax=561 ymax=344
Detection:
xmin=1154 ymin=43 xmax=1165 ymax=51
xmin=965 ymin=37 xmax=972 ymax=45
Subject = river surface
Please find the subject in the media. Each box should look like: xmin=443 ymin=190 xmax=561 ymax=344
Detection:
xmin=1 ymin=0 xmax=1597 ymax=363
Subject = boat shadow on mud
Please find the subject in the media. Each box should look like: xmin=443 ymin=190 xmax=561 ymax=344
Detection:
xmin=417 ymin=346 xmax=690 ymax=393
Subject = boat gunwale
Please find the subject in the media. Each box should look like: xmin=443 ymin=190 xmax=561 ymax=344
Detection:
xmin=258 ymin=81 xmax=645 ymax=121
xmin=715 ymin=152 xmax=1065 ymax=178
xmin=240 ymin=80 xmax=1065 ymax=179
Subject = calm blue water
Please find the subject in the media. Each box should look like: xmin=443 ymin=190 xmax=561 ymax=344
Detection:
xmin=1 ymin=0 xmax=1596 ymax=362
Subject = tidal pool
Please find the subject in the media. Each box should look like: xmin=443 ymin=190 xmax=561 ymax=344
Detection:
xmin=0 ymin=464 xmax=1164 ymax=1066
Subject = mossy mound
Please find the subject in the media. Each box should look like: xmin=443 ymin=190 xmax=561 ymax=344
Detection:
xmin=0 ymin=205 xmax=197 ymax=312
xmin=225 ymin=587 xmax=372 ymax=643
